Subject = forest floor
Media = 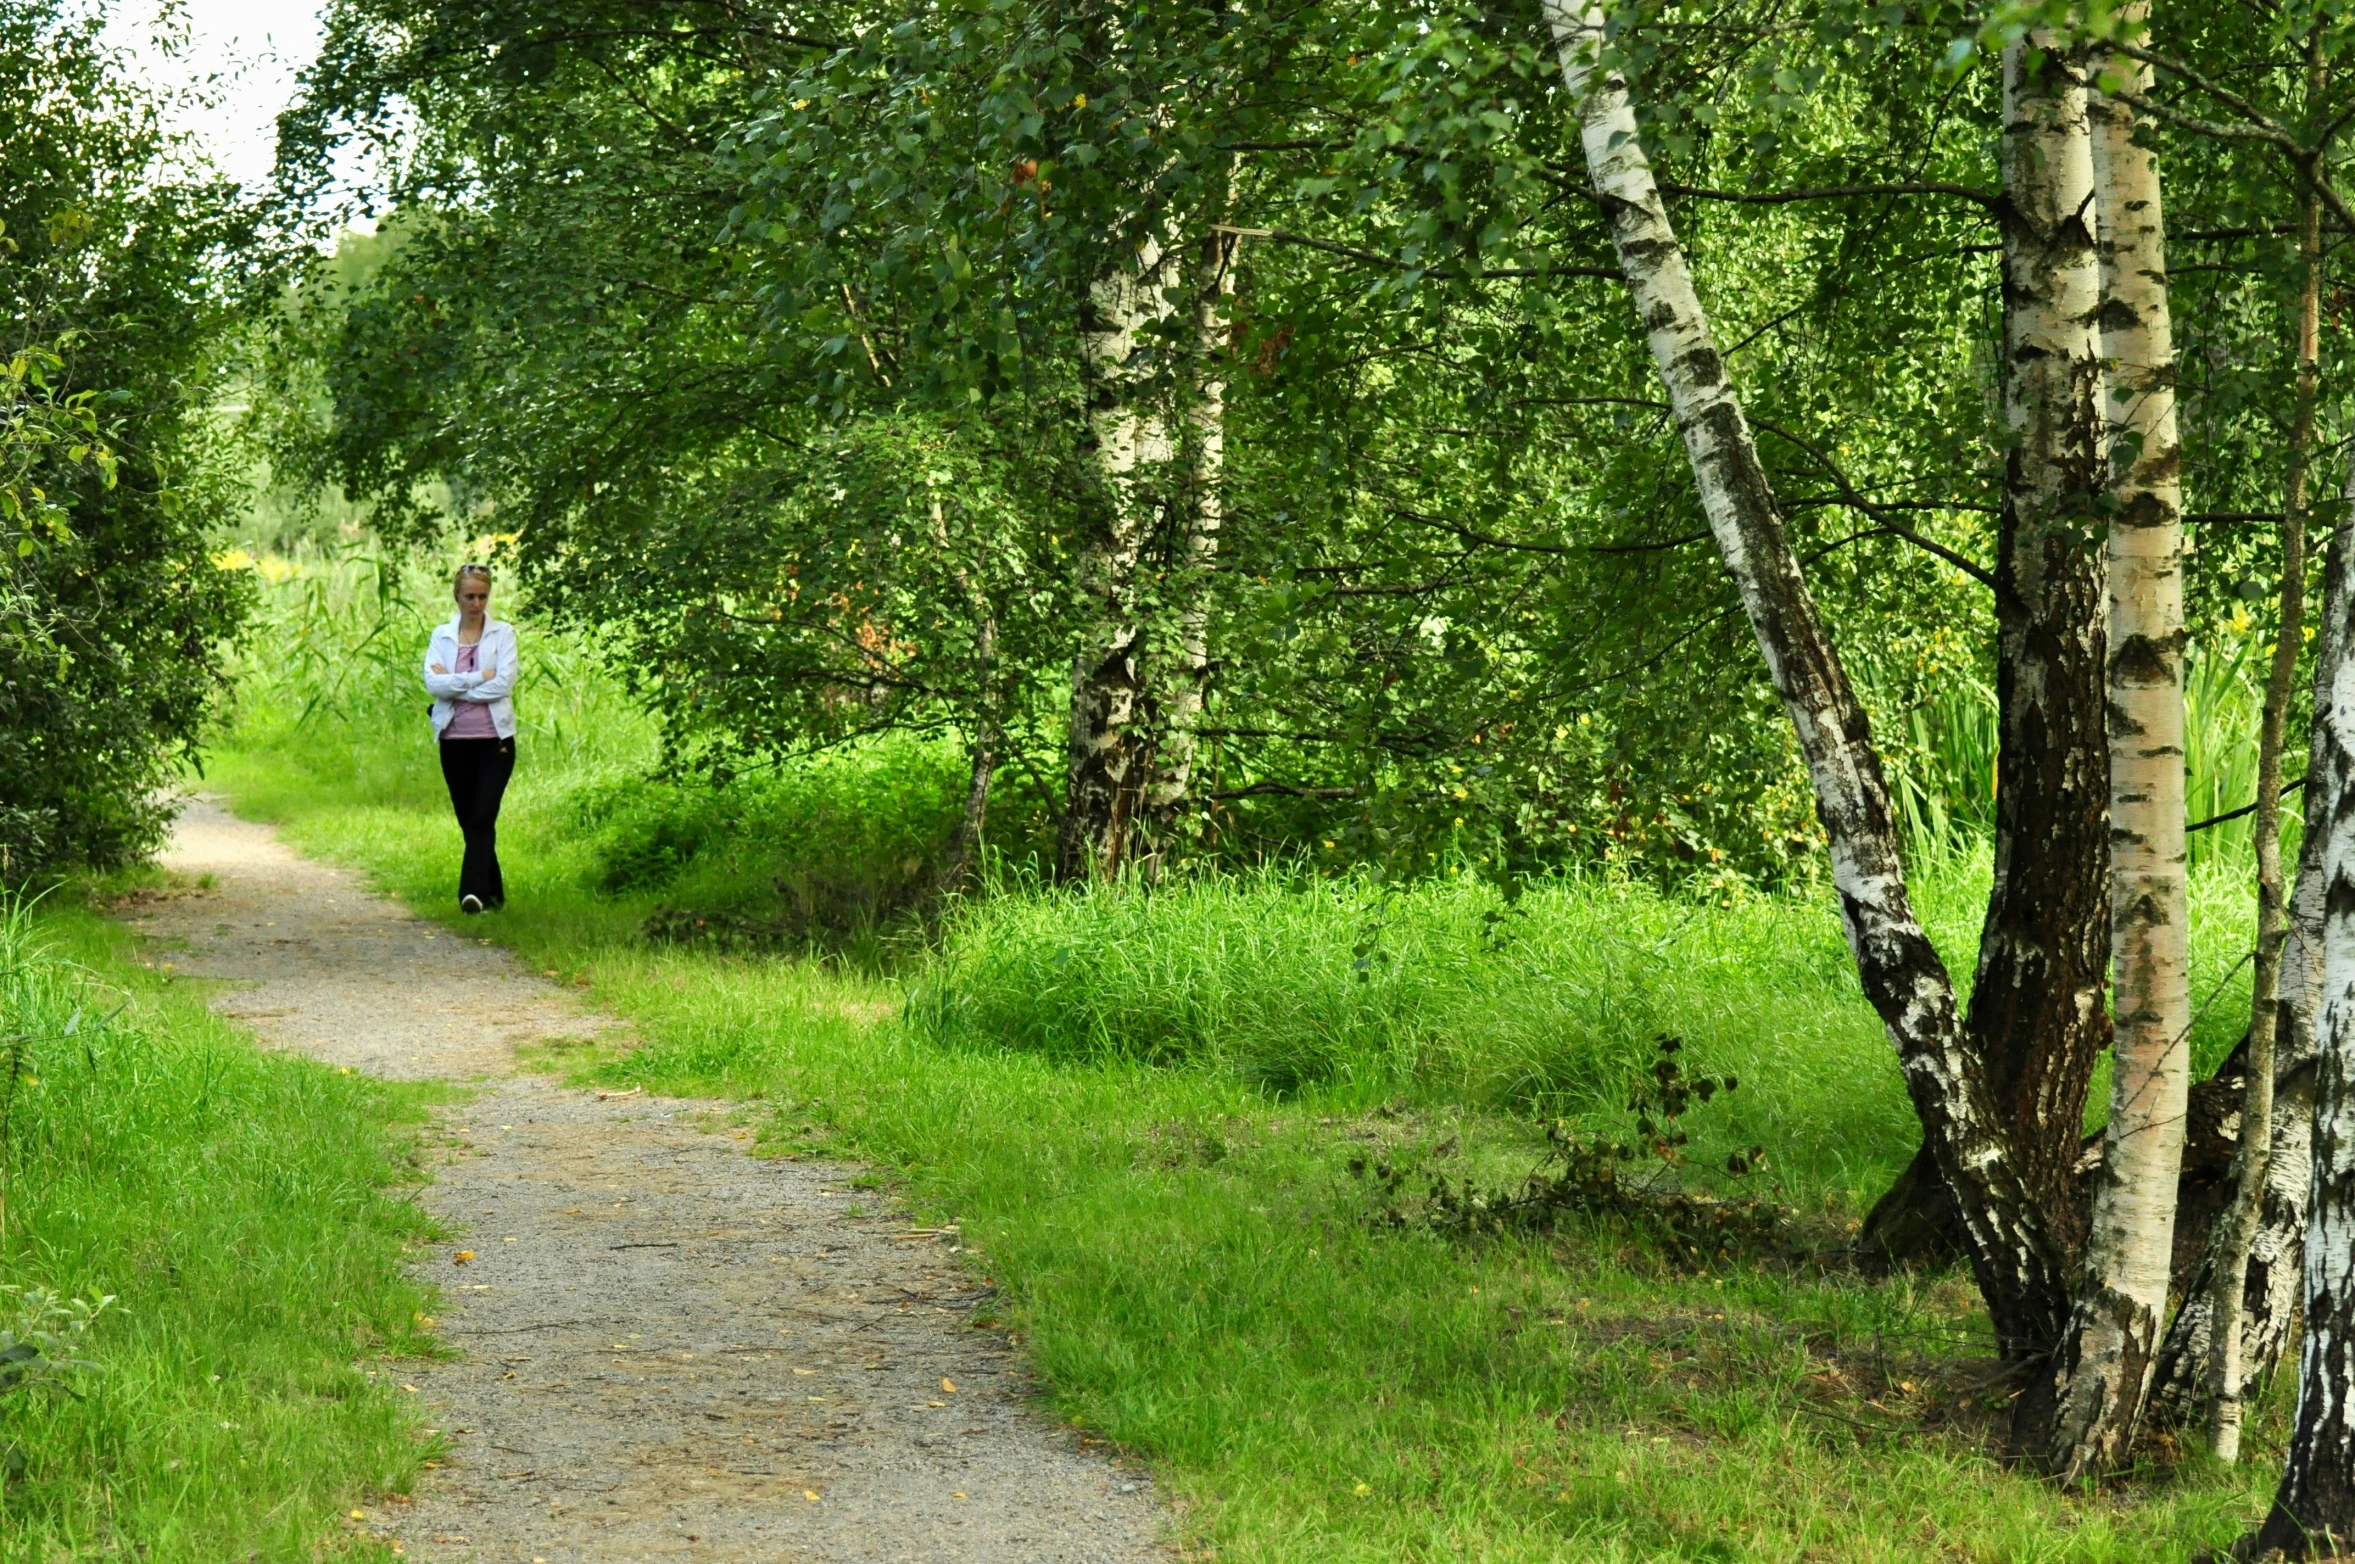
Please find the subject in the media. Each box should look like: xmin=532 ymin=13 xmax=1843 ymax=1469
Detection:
xmin=123 ymin=797 xmax=1166 ymax=1564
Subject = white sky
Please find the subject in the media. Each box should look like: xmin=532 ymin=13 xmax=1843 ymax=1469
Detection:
xmin=105 ymin=0 xmax=364 ymax=213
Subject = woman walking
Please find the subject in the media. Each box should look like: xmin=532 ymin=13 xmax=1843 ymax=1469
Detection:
xmin=423 ymin=563 xmax=518 ymax=913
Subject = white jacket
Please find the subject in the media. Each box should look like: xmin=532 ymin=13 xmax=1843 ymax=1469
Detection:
xmin=423 ymin=617 xmax=519 ymax=739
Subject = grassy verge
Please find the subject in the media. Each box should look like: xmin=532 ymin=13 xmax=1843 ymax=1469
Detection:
xmin=187 ymin=556 xmax=2288 ymax=1561
xmin=0 ymin=892 xmax=443 ymax=1563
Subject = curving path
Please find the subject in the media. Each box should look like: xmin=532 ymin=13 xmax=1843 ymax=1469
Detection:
xmin=124 ymin=797 xmax=1168 ymax=1564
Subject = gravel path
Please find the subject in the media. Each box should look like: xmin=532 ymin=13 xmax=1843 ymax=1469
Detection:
xmin=125 ymin=797 xmax=1169 ymax=1563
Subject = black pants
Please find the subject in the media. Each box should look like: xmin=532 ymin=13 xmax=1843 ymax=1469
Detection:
xmin=439 ymin=736 xmax=514 ymax=909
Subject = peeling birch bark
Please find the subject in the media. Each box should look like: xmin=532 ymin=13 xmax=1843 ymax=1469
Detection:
xmin=1060 ymin=235 xmax=1182 ymax=880
xmin=2038 ymin=30 xmax=2190 ymax=1482
xmin=1542 ymin=0 xmax=2069 ymax=1359
xmin=2259 ymin=469 xmax=2355 ymax=1557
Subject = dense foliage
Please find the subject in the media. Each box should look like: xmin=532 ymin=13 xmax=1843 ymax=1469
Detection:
xmin=0 ymin=0 xmax=253 ymax=874
xmin=263 ymin=0 xmax=2020 ymax=882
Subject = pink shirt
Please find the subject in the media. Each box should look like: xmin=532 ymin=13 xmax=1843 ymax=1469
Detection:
xmin=443 ymin=642 xmax=498 ymax=739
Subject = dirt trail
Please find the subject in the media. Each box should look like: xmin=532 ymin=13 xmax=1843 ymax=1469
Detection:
xmin=126 ymin=797 xmax=1168 ymax=1563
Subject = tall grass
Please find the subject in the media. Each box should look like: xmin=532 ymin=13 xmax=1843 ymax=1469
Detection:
xmin=1871 ymin=635 xmax=2280 ymax=870
xmin=0 ymin=895 xmax=440 ymax=1561
xmin=912 ymin=866 xmax=1925 ymax=1201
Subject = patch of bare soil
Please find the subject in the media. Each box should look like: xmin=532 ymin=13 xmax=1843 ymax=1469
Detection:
xmin=125 ymin=797 xmax=1168 ymax=1562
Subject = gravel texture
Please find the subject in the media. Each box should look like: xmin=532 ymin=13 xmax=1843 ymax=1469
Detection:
xmin=124 ymin=797 xmax=1170 ymax=1563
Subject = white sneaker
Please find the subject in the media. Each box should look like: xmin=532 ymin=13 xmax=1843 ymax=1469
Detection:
xmin=461 ymin=894 xmax=485 ymax=915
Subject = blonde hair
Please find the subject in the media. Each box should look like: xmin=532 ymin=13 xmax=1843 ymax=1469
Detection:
xmin=453 ymin=563 xmax=493 ymax=597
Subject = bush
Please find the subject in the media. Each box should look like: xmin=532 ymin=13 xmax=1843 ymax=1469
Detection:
xmin=577 ymin=737 xmax=987 ymax=946
xmin=573 ymin=776 xmax=725 ymax=894
xmin=0 ymin=3 xmax=253 ymax=877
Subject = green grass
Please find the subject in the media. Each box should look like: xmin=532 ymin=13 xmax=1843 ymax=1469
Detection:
xmin=178 ymin=553 xmax=2299 ymax=1560
xmin=0 ymin=892 xmax=443 ymax=1562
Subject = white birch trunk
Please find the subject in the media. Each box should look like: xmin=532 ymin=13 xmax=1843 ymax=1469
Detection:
xmin=1061 ymin=235 xmax=1181 ymax=879
xmin=2259 ymin=467 xmax=2355 ymax=1555
xmin=1542 ymin=0 xmax=2069 ymax=1356
xmin=1144 ymin=227 xmax=1239 ymax=827
xmin=2044 ymin=28 xmax=2190 ymax=1482
xmin=2156 ymin=511 xmax=2345 ymax=1428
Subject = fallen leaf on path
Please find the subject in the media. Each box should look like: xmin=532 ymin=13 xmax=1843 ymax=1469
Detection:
xmin=941 ymin=1378 xmax=957 ymax=1393
xmin=805 ymin=1490 xmax=821 ymax=1502
xmin=453 ymin=1251 xmax=475 ymax=1265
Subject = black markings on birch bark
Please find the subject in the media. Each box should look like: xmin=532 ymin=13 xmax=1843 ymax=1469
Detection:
xmin=2042 ymin=24 xmax=2191 ymax=1482
xmin=1141 ymin=225 xmax=1239 ymax=836
xmin=1543 ymin=0 xmax=2068 ymax=1363
xmin=2259 ymin=470 xmax=2355 ymax=1557
xmin=1061 ymin=218 xmax=1236 ymax=879
xmin=1061 ymin=235 xmax=1182 ymax=880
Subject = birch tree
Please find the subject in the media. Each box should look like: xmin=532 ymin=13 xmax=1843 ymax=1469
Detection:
xmin=1540 ymin=0 xmax=2070 ymax=1362
xmin=1914 ymin=32 xmax=2114 ymax=1281
xmin=2259 ymin=468 xmax=2355 ymax=1557
xmin=2151 ymin=511 xmax=2343 ymax=1426
xmin=1059 ymin=224 xmax=1236 ymax=879
xmin=1139 ymin=227 xmax=1239 ymax=840
xmin=1060 ymin=235 xmax=1183 ymax=880
xmin=2205 ymin=170 xmax=2321 ymax=1463
xmin=2039 ymin=21 xmax=2193 ymax=1481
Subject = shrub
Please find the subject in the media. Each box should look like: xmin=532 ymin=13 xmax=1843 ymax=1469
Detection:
xmin=572 ymin=736 xmax=1004 ymax=948
xmin=0 ymin=3 xmax=253 ymax=877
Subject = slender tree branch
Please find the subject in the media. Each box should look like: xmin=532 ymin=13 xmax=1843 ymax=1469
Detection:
xmin=1750 ymin=418 xmax=2000 ymax=589
xmin=2189 ymin=775 xmax=2308 ymax=834
xmin=1589 ymin=529 xmax=1710 ymax=553
xmin=1657 ymin=179 xmax=2000 ymax=211
xmin=1236 ymin=229 xmax=1618 ymax=281
xmin=2114 ymin=43 xmax=2295 ymax=142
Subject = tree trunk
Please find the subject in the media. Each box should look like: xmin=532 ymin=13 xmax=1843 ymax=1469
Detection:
xmin=931 ymin=490 xmax=1003 ymax=898
xmin=1971 ymin=26 xmax=2113 ymax=1244
xmin=1141 ymin=226 xmax=1239 ymax=844
xmin=1543 ymin=0 xmax=2071 ymax=1362
xmin=934 ymin=613 xmax=1000 ymax=899
xmin=1859 ymin=40 xmax=2116 ymax=1288
xmin=2039 ymin=24 xmax=2191 ymax=1482
xmin=2209 ymin=179 xmax=2321 ymax=1465
xmin=2152 ymin=510 xmax=2346 ymax=1427
xmin=2258 ymin=467 xmax=2355 ymax=1559
xmin=1060 ymin=234 xmax=1182 ymax=880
